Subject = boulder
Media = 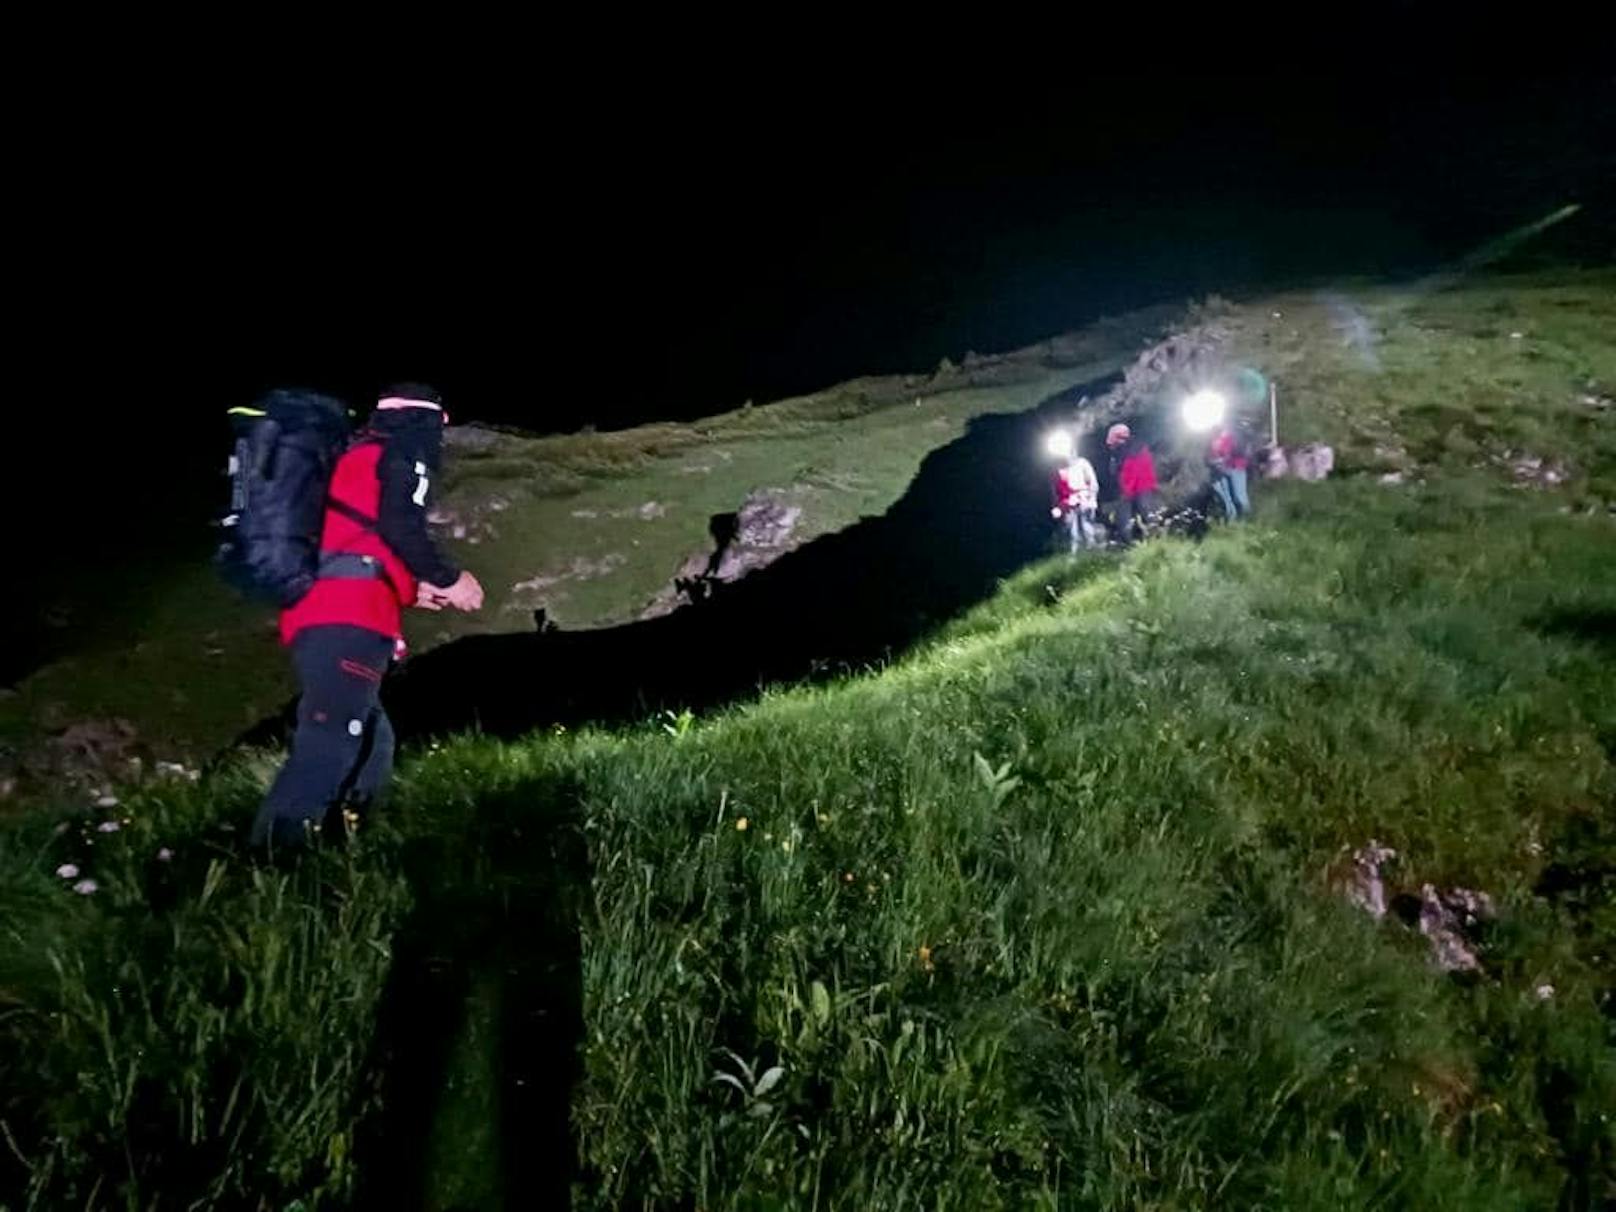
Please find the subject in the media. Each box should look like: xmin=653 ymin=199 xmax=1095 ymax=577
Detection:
xmin=1418 ymin=884 xmax=1494 ymax=973
xmin=1290 ymin=443 xmax=1335 ymax=481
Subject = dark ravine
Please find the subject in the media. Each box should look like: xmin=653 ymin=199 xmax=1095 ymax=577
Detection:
xmin=383 ymin=374 xmax=1128 ymax=741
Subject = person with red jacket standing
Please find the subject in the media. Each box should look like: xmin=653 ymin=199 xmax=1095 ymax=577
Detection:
xmin=1207 ymin=425 xmax=1251 ymax=520
xmin=252 ymin=384 xmax=483 ymax=851
xmin=1105 ymin=423 xmax=1161 ymax=546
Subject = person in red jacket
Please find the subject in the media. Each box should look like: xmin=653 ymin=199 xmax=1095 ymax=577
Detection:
xmin=1105 ymin=423 xmax=1161 ymax=546
xmin=252 ymin=384 xmax=484 ymax=851
xmin=1207 ymin=425 xmax=1251 ymax=520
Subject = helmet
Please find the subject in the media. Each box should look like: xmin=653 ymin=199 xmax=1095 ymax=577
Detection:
xmin=1106 ymin=423 xmax=1131 ymax=447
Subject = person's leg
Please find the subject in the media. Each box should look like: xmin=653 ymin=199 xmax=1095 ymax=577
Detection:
xmin=1131 ymin=493 xmax=1162 ymax=539
xmin=1064 ymin=509 xmax=1081 ymax=553
xmin=1229 ymin=467 xmax=1251 ymax=517
xmin=1211 ymin=475 xmax=1235 ymax=520
xmin=1113 ymin=497 xmax=1135 ymax=545
xmin=347 ymin=705 xmax=396 ymax=811
xmin=1079 ymin=506 xmax=1098 ymax=548
xmin=252 ymin=626 xmax=392 ymax=851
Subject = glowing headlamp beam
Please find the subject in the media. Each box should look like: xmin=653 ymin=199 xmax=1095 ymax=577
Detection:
xmin=1181 ymin=389 xmax=1227 ymax=433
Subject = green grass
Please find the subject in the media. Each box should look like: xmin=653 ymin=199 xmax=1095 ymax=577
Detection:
xmin=0 ymin=311 xmax=1164 ymax=779
xmin=2 ymin=273 xmax=1614 ymax=1208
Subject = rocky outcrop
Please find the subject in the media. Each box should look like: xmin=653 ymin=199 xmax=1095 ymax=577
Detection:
xmin=641 ymin=490 xmax=804 ymax=619
xmin=1289 ymin=443 xmax=1335 ymax=481
xmin=1257 ymin=443 xmax=1335 ymax=481
xmin=428 ymin=494 xmax=511 ymax=545
xmin=1089 ymin=320 xmax=1234 ymax=427
xmin=1336 ymin=839 xmax=1496 ymax=974
xmin=1418 ymin=884 xmax=1495 ymax=973
xmin=1497 ymin=451 xmax=1571 ymax=489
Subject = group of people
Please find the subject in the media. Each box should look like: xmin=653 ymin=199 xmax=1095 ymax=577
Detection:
xmin=1049 ymin=420 xmax=1252 ymax=552
xmin=247 ymin=387 xmax=1258 ymax=851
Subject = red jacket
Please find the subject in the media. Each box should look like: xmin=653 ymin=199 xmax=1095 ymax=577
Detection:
xmin=1051 ymin=458 xmax=1098 ymax=511
xmin=279 ymin=411 xmax=459 ymax=647
xmin=1116 ymin=442 xmax=1158 ymax=498
xmin=1209 ymin=430 xmax=1248 ymax=472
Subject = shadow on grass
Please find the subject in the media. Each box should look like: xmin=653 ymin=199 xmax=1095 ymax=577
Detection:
xmin=386 ymin=375 xmax=1121 ymax=741
xmin=1531 ymin=606 xmax=1616 ymax=654
xmin=355 ymin=777 xmax=586 ymax=1209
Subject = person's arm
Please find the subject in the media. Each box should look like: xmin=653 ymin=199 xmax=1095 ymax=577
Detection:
xmin=376 ymin=437 xmax=461 ymax=588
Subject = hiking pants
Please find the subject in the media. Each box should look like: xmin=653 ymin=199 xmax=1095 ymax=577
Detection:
xmin=1064 ymin=505 xmax=1099 ymax=551
xmin=1113 ymin=491 xmax=1162 ymax=545
xmin=252 ymin=624 xmax=395 ymax=850
xmin=1212 ymin=468 xmax=1251 ymax=520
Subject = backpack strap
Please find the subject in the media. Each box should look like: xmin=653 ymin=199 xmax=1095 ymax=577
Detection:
xmin=316 ymin=437 xmax=406 ymax=601
xmin=327 ymin=496 xmax=378 ymax=529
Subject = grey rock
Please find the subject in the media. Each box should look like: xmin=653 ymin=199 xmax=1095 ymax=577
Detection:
xmin=1343 ymin=840 xmax=1397 ymax=920
xmin=1418 ymin=883 xmax=1495 ymax=973
xmin=1290 ymin=443 xmax=1335 ymax=481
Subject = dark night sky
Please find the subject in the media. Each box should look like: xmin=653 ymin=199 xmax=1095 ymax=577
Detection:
xmin=6 ymin=60 xmax=1613 ymax=615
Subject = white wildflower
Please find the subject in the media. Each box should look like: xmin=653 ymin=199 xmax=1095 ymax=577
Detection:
xmin=72 ymin=879 xmax=98 ymax=895
xmin=97 ymin=820 xmax=121 ymax=834
xmin=56 ymin=863 xmax=80 ymax=879
xmin=157 ymin=848 xmax=174 ymax=862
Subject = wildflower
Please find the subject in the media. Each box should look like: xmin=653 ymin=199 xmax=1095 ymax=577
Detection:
xmin=843 ymin=872 xmax=855 ymax=883
xmin=97 ymin=821 xmax=121 ymax=834
xmin=72 ymin=879 xmax=98 ymax=895
xmin=735 ymin=818 xmax=749 ymax=832
xmin=1535 ymin=983 xmax=1555 ymax=1001
xmin=95 ymin=794 xmax=119 ymax=809
xmin=918 ymin=945 xmax=934 ymax=972
xmin=56 ymin=863 xmax=80 ymax=879
xmin=156 ymin=848 xmax=174 ymax=863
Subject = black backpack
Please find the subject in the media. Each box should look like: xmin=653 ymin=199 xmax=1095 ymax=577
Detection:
xmin=216 ymin=389 xmax=353 ymax=607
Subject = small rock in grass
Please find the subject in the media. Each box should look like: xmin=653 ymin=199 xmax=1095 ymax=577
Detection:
xmin=1419 ymin=884 xmax=1494 ymax=973
xmin=1290 ymin=443 xmax=1335 ymax=481
xmin=1342 ymin=840 xmax=1397 ymax=919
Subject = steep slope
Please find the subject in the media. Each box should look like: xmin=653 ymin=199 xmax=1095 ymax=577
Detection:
xmin=1 ymin=271 xmax=1612 ymax=1209
xmin=0 ymin=309 xmax=1170 ymax=802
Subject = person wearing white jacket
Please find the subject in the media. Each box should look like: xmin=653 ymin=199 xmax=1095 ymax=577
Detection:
xmin=1051 ymin=453 xmax=1100 ymax=551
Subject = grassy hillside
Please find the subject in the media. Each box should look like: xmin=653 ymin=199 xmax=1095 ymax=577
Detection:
xmin=1 ymin=271 xmax=1613 ymax=1209
xmin=0 ymin=313 xmax=1165 ymax=793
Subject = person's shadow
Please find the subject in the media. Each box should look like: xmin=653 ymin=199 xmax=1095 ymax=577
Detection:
xmin=342 ymin=373 xmax=1121 ymax=1204
xmin=354 ymin=773 xmax=586 ymax=1209
xmin=386 ymin=373 xmax=1119 ymax=741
